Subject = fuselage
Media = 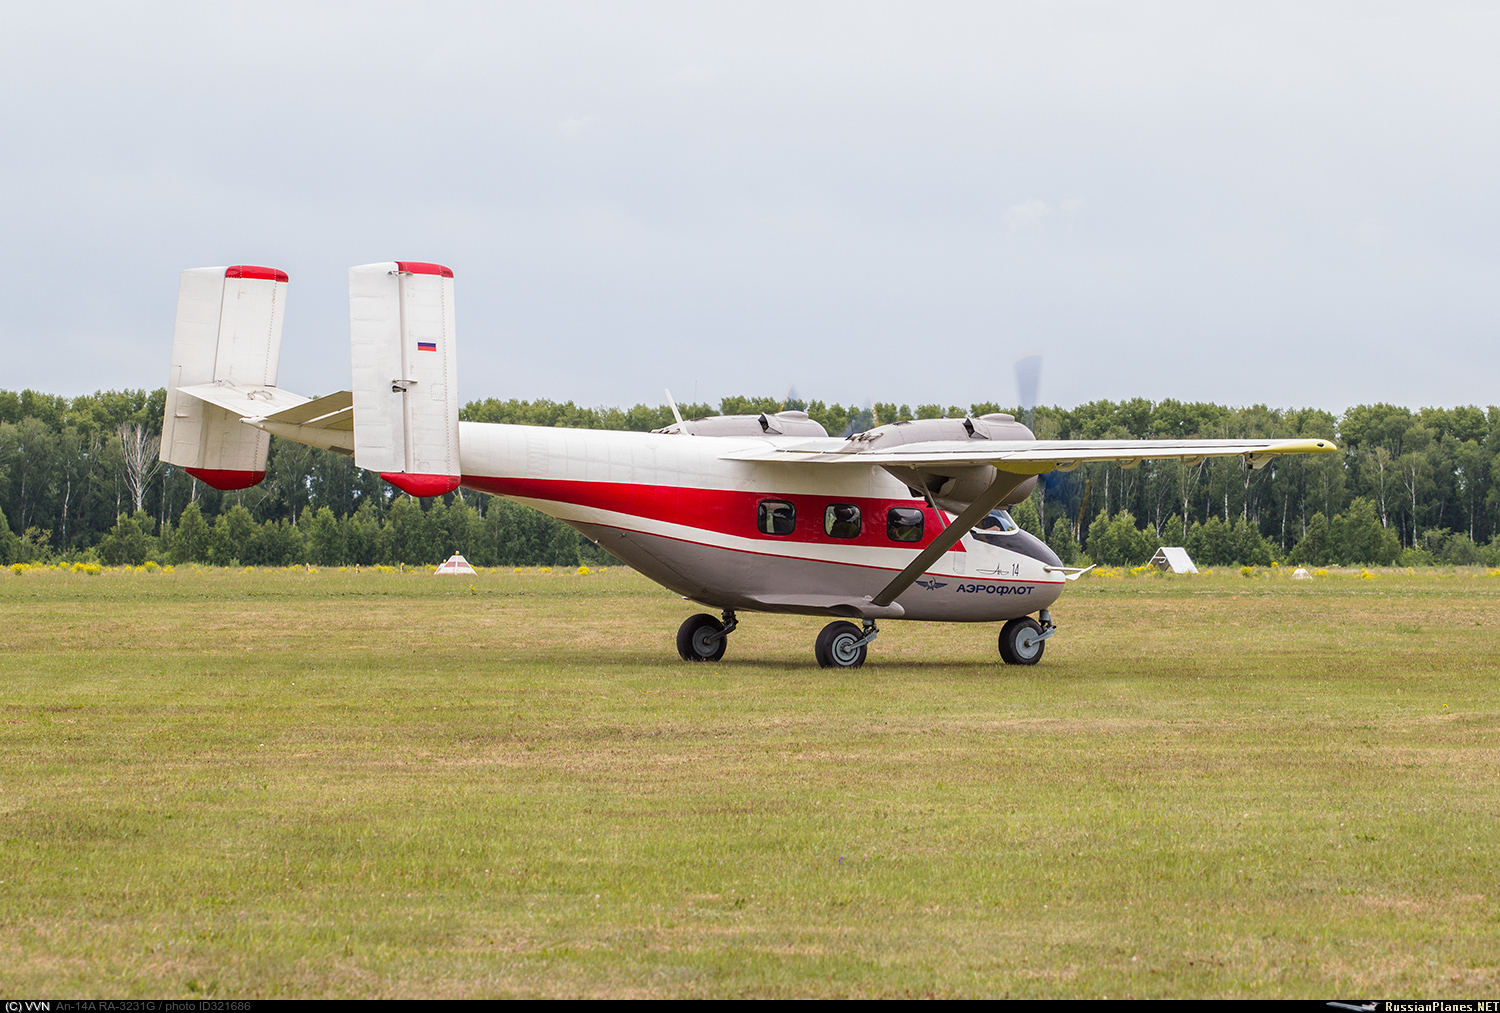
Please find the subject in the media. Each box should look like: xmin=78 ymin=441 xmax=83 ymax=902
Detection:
xmin=455 ymin=421 xmax=1065 ymax=621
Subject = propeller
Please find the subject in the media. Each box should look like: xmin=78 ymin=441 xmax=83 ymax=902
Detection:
xmin=772 ymin=382 xmax=870 ymax=438
xmin=839 ymin=399 xmax=877 ymax=438
xmin=1014 ymin=353 xmax=1042 ymax=432
xmin=1014 ymin=352 xmax=1055 ymax=538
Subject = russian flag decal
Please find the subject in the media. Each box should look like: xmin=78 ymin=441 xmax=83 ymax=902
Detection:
xmin=417 ymin=341 xmax=437 ymax=352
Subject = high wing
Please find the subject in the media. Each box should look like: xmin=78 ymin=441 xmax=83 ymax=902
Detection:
xmin=719 ymin=432 xmax=1337 ymax=612
xmin=720 ymin=436 xmax=1336 ymax=473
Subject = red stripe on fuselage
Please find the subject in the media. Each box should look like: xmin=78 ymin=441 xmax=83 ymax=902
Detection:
xmin=464 ymin=476 xmax=963 ymax=551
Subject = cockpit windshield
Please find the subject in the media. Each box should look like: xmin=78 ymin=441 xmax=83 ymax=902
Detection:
xmin=971 ymin=509 xmax=1020 ymax=547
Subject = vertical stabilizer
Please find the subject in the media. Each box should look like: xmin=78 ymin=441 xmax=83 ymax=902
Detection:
xmin=349 ymin=262 xmax=461 ymax=497
xmin=161 ymin=265 xmax=289 ymax=490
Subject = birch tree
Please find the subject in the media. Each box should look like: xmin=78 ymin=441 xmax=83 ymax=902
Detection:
xmin=118 ymin=422 xmax=161 ymax=515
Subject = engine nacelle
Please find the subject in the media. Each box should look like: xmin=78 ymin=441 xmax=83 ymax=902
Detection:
xmin=856 ymin=413 xmax=1033 ymax=447
xmin=653 ymin=410 xmax=828 ymax=438
xmin=860 ymin=414 xmax=1037 ymax=514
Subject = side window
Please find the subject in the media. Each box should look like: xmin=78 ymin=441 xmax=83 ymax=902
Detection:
xmin=887 ymin=506 xmax=925 ymax=543
xmin=825 ymin=503 xmax=861 ymax=539
xmin=757 ymin=499 xmax=796 ymax=535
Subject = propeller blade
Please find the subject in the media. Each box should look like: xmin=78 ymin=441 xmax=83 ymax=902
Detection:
xmin=1014 ymin=353 xmax=1042 ymax=430
xmin=1015 ymin=354 xmax=1042 ymax=411
xmin=838 ymin=399 xmax=877 ymax=438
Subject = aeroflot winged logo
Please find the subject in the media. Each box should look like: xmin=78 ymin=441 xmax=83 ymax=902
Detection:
xmin=915 ymin=578 xmax=949 ymax=590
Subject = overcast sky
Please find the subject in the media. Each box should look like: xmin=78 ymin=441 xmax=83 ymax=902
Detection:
xmin=2 ymin=2 xmax=1496 ymax=413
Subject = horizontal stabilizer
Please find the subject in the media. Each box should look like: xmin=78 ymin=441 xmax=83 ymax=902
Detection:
xmin=256 ymin=389 xmax=353 ymax=428
xmin=246 ymin=390 xmax=356 ymax=455
xmin=176 ymin=380 xmax=310 ymax=419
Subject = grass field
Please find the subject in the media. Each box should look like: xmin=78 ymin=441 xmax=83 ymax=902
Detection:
xmin=2 ymin=563 xmax=1497 ymax=998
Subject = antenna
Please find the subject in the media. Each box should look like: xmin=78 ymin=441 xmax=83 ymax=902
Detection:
xmin=665 ymin=388 xmax=684 ymax=426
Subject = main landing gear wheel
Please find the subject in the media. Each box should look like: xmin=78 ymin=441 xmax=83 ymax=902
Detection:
xmin=815 ymin=620 xmax=873 ymax=669
xmin=998 ymin=617 xmax=1045 ymax=666
xmin=677 ymin=612 xmax=735 ymax=662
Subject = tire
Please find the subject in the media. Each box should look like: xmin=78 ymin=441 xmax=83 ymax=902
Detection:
xmin=815 ymin=620 xmax=868 ymax=669
xmin=998 ymin=617 xmax=1045 ymax=666
xmin=677 ymin=613 xmax=727 ymax=662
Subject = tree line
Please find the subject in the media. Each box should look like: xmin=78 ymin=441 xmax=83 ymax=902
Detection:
xmin=2 ymin=388 xmax=1497 ymax=568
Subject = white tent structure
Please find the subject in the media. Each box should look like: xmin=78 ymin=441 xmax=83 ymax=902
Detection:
xmin=1149 ymin=546 xmax=1198 ymax=574
xmin=434 ymin=553 xmax=476 ymax=575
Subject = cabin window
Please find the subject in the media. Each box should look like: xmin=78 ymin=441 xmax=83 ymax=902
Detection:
xmin=757 ymin=500 xmax=796 ymax=535
xmin=887 ymin=507 xmax=925 ymax=542
xmin=825 ymin=503 xmax=862 ymax=538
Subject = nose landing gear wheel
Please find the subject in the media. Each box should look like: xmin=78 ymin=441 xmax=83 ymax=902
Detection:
xmin=677 ymin=613 xmax=729 ymax=662
xmin=815 ymin=620 xmax=869 ymax=669
xmin=998 ymin=617 xmax=1045 ymax=665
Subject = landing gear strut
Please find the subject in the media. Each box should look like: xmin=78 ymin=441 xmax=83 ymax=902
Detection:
xmin=815 ymin=619 xmax=878 ymax=669
xmin=998 ymin=609 xmax=1055 ymax=666
xmin=677 ymin=610 xmax=737 ymax=662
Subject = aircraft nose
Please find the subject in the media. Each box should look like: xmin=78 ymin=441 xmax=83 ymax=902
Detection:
xmin=1012 ymin=529 xmax=1062 ymax=568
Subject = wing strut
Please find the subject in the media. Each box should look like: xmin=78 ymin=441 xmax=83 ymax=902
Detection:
xmin=869 ymin=471 xmax=1032 ymax=607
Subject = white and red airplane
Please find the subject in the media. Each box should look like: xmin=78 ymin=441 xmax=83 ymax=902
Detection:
xmin=160 ymin=263 xmax=1337 ymax=668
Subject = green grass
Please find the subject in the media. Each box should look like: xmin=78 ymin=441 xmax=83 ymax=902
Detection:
xmin=2 ymin=563 xmax=1498 ymax=997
